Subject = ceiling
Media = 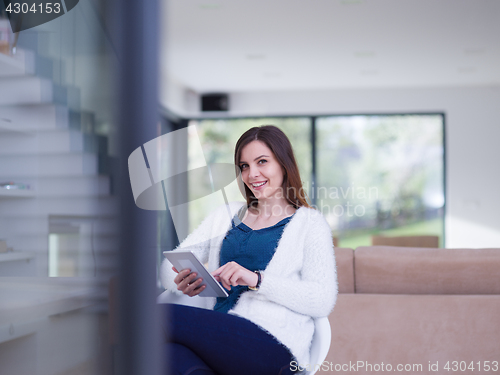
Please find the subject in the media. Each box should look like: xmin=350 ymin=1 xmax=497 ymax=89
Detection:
xmin=162 ymin=0 xmax=500 ymax=93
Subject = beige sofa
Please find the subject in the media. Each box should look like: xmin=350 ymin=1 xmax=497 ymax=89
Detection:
xmin=326 ymin=246 xmax=500 ymax=375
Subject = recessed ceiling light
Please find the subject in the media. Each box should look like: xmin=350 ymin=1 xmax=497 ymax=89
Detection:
xmin=246 ymin=54 xmax=266 ymax=60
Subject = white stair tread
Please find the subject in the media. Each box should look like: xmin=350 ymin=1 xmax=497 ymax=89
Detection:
xmin=0 ymin=76 xmax=52 ymax=106
xmin=0 ymin=49 xmax=34 ymax=77
xmin=0 ymin=189 xmax=35 ymax=198
xmin=0 ymin=252 xmax=35 ymax=263
xmin=0 ymin=216 xmax=119 ymax=236
xmin=0 ymin=196 xmax=119 ymax=215
xmin=0 ymin=153 xmax=98 ymax=176
xmin=0 ymin=76 xmax=80 ymax=108
xmin=0 ymin=129 xmax=87 ymax=154
xmin=0 ymin=175 xmax=111 ymax=197
xmin=0 ymin=104 xmax=68 ymax=132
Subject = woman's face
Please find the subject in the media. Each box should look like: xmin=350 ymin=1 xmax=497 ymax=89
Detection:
xmin=238 ymin=140 xmax=285 ymax=202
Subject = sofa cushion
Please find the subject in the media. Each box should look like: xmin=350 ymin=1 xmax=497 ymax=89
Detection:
xmin=354 ymin=246 xmax=500 ymax=294
xmin=334 ymin=247 xmax=355 ymax=294
xmin=327 ymin=294 xmax=500 ymax=373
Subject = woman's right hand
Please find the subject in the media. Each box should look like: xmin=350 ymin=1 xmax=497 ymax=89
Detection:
xmin=172 ymin=267 xmax=206 ymax=297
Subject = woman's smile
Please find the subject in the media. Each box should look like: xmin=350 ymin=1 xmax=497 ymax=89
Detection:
xmin=250 ymin=180 xmax=267 ymax=190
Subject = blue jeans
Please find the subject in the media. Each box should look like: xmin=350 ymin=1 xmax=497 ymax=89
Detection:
xmin=161 ymin=304 xmax=296 ymax=375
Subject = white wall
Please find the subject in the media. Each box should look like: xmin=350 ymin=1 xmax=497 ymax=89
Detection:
xmin=163 ymin=84 xmax=500 ymax=248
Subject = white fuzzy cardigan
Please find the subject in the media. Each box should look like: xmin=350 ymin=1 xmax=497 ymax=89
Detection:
xmin=160 ymin=201 xmax=338 ymax=367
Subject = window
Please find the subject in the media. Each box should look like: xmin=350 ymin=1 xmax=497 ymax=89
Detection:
xmin=316 ymin=114 xmax=444 ymax=248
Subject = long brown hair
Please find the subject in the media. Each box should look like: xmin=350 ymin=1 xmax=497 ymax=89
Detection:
xmin=234 ymin=125 xmax=311 ymax=209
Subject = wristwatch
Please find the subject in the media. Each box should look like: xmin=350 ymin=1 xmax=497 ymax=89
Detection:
xmin=248 ymin=270 xmax=261 ymax=291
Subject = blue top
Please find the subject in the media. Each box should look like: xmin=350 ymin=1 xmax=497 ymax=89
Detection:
xmin=213 ymin=213 xmax=294 ymax=313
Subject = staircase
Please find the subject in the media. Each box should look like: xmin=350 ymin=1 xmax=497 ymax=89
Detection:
xmin=0 ymin=13 xmax=118 ymax=375
xmin=0 ymin=19 xmax=118 ymax=283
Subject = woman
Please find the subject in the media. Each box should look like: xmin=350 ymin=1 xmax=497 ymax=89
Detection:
xmin=160 ymin=125 xmax=337 ymax=375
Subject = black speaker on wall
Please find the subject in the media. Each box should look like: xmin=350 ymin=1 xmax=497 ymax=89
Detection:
xmin=201 ymin=93 xmax=229 ymax=112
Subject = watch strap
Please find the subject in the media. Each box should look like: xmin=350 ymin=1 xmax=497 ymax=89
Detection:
xmin=248 ymin=270 xmax=261 ymax=291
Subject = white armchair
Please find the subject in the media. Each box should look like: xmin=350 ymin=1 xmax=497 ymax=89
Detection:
xmin=307 ymin=317 xmax=331 ymax=375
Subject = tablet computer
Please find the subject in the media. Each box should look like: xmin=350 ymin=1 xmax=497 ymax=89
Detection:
xmin=163 ymin=250 xmax=229 ymax=298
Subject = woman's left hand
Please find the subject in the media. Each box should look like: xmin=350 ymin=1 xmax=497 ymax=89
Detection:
xmin=212 ymin=262 xmax=259 ymax=291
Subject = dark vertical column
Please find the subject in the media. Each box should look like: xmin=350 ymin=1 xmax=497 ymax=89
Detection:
xmin=115 ymin=0 xmax=161 ymax=374
xmin=442 ymin=113 xmax=447 ymax=248
xmin=311 ymin=117 xmax=317 ymax=207
xmin=159 ymin=117 xmax=179 ymax=268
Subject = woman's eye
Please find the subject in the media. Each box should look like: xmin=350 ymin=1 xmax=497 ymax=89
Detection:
xmin=240 ymin=164 xmax=248 ymax=170
xmin=258 ymin=159 xmax=267 ymax=164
